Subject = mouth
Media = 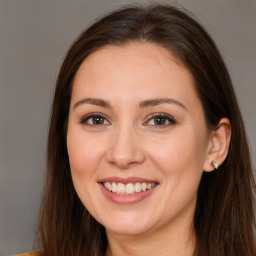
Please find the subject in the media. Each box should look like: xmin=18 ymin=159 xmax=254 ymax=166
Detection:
xmin=102 ymin=181 xmax=157 ymax=195
xmin=98 ymin=177 xmax=159 ymax=204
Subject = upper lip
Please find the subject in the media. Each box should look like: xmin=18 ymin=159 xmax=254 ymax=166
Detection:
xmin=97 ymin=177 xmax=159 ymax=184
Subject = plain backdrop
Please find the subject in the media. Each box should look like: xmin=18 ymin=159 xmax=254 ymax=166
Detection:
xmin=0 ymin=0 xmax=255 ymax=255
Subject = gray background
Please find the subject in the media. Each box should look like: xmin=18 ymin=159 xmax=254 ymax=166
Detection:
xmin=0 ymin=0 xmax=255 ymax=255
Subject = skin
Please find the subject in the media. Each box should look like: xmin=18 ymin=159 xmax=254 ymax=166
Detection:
xmin=67 ymin=43 xmax=231 ymax=256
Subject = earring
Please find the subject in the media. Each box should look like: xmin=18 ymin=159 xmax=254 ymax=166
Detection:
xmin=211 ymin=160 xmax=218 ymax=170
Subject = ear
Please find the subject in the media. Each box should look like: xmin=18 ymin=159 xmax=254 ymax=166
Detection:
xmin=203 ymin=118 xmax=231 ymax=172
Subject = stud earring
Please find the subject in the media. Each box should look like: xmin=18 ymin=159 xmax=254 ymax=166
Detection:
xmin=211 ymin=160 xmax=218 ymax=170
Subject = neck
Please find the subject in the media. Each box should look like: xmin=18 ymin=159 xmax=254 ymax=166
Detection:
xmin=105 ymin=215 xmax=195 ymax=256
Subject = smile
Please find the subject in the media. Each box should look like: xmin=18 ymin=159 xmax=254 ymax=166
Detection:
xmin=103 ymin=182 xmax=157 ymax=195
xmin=98 ymin=178 xmax=159 ymax=204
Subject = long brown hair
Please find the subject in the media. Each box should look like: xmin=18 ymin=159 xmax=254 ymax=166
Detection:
xmin=37 ymin=4 xmax=256 ymax=256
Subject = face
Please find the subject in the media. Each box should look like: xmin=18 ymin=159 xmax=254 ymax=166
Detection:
xmin=67 ymin=43 xmax=210 ymax=236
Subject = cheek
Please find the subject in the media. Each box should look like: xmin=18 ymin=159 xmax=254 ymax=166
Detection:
xmin=146 ymin=130 xmax=207 ymax=218
xmin=149 ymin=131 xmax=202 ymax=172
xmin=67 ymin=127 xmax=105 ymax=177
xmin=147 ymin=127 xmax=208 ymax=195
xmin=66 ymin=127 xmax=105 ymax=214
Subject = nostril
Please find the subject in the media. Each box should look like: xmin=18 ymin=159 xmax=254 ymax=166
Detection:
xmin=105 ymin=134 xmax=146 ymax=168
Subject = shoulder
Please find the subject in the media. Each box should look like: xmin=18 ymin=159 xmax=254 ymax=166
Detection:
xmin=14 ymin=252 xmax=40 ymax=256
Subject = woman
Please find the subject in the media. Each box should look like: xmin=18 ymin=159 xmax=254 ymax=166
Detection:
xmin=20 ymin=4 xmax=255 ymax=256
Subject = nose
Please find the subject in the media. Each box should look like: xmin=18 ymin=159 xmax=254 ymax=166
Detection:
xmin=106 ymin=125 xmax=145 ymax=169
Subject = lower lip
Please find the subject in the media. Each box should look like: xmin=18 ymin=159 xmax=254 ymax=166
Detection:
xmin=99 ymin=183 xmax=158 ymax=204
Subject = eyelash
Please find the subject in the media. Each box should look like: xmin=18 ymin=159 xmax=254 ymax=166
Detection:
xmin=145 ymin=113 xmax=176 ymax=127
xmin=80 ymin=113 xmax=110 ymax=126
xmin=80 ymin=112 xmax=176 ymax=127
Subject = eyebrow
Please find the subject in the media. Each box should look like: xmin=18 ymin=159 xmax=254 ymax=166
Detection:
xmin=139 ymin=98 xmax=187 ymax=110
xmin=73 ymin=98 xmax=111 ymax=110
xmin=73 ymin=97 xmax=187 ymax=111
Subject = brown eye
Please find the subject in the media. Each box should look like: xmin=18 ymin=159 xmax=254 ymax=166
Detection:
xmin=154 ymin=117 xmax=167 ymax=125
xmin=81 ymin=114 xmax=110 ymax=126
xmin=92 ymin=116 xmax=104 ymax=125
xmin=146 ymin=113 xmax=176 ymax=127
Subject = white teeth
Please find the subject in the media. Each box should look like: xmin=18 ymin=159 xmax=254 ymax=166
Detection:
xmin=103 ymin=182 xmax=157 ymax=195
xmin=112 ymin=182 xmax=117 ymax=193
xmin=117 ymin=183 xmax=126 ymax=195
xmin=141 ymin=183 xmax=147 ymax=191
xmin=135 ymin=183 xmax=142 ymax=192
xmin=126 ymin=183 xmax=134 ymax=194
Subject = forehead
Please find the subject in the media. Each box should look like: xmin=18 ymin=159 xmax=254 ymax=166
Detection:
xmin=72 ymin=43 xmax=200 ymax=109
xmin=75 ymin=43 xmax=184 ymax=80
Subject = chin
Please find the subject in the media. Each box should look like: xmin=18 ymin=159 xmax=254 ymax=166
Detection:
xmin=106 ymin=223 xmax=151 ymax=236
xmin=100 ymin=212 xmax=154 ymax=236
